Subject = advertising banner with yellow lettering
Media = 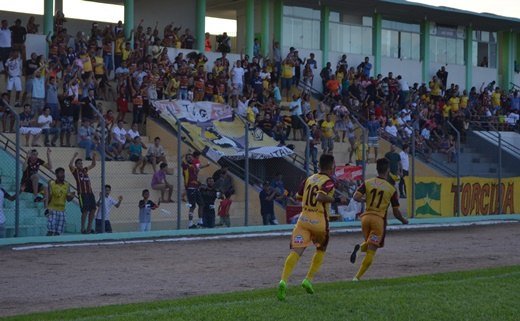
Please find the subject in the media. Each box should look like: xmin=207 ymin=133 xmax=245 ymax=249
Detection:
xmin=407 ymin=176 xmax=520 ymax=217
xmin=152 ymin=100 xmax=294 ymax=160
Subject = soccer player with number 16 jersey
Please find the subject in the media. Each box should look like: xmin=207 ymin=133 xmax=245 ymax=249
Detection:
xmin=277 ymin=154 xmax=348 ymax=301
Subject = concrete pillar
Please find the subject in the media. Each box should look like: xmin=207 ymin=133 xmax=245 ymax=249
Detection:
xmin=498 ymin=31 xmax=514 ymax=89
xmin=420 ymin=20 xmax=431 ymax=84
xmin=372 ymin=13 xmax=382 ymax=76
xmin=464 ymin=26 xmax=473 ymax=91
xmin=196 ymin=0 xmax=206 ymax=51
xmin=273 ymin=0 xmax=283 ymax=45
xmin=43 ymin=0 xmax=54 ymax=35
xmin=245 ymin=0 xmax=254 ymax=58
xmin=124 ymin=0 xmax=134 ymax=41
xmin=320 ymin=5 xmax=330 ymax=67
xmin=261 ymin=0 xmax=269 ymax=57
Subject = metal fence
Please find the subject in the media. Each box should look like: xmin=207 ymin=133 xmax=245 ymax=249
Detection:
xmin=2 ymin=98 xmax=519 ymax=238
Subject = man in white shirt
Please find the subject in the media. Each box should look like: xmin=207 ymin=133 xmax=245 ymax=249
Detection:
xmin=126 ymin=122 xmax=141 ymax=140
xmin=398 ymin=144 xmax=410 ymax=198
xmin=32 ymin=66 xmax=46 ymax=116
xmin=506 ymin=111 xmax=519 ymax=127
xmin=111 ymin=120 xmax=128 ymax=161
xmin=397 ymin=75 xmax=410 ymax=108
xmin=231 ymin=61 xmax=244 ymax=98
xmin=385 ymin=121 xmax=399 ymax=140
xmin=95 ymin=185 xmax=122 ymax=233
xmin=38 ymin=107 xmax=60 ymax=147
xmin=5 ymin=50 xmax=22 ymax=104
xmin=289 ymin=94 xmax=303 ymax=140
xmin=236 ymin=95 xmax=249 ymax=117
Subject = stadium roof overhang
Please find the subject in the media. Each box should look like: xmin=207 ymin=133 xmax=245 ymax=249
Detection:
xmin=283 ymin=0 xmax=520 ymax=31
xmin=90 ymin=0 xmax=520 ymax=32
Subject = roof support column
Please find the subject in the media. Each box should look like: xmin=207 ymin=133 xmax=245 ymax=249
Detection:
xmin=245 ymin=0 xmax=254 ymax=58
xmin=420 ymin=20 xmax=431 ymax=84
xmin=196 ymin=0 xmax=206 ymax=51
xmin=43 ymin=0 xmax=54 ymax=35
xmin=464 ymin=26 xmax=473 ymax=91
xmin=372 ymin=13 xmax=382 ymax=77
xmin=498 ymin=31 xmax=514 ymax=89
xmin=320 ymin=5 xmax=330 ymax=67
xmin=124 ymin=0 xmax=134 ymax=43
xmin=261 ymin=0 xmax=270 ymax=57
xmin=273 ymin=0 xmax=283 ymax=46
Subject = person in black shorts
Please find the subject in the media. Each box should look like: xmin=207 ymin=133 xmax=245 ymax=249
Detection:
xmin=69 ymin=151 xmax=97 ymax=234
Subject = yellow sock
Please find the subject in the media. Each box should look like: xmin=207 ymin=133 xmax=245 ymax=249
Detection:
xmin=305 ymin=250 xmax=325 ymax=281
xmin=355 ymin=249 xmax=376 ymax=280
xmin=360 ymin=242 xmax=368 ymax=253
xmin=281 ymin=251 xmax=301 ymax=282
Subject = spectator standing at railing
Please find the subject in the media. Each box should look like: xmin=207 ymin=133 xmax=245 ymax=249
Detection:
xmin=320 ymin=113 xmax=335 ymax=154
xmin=5 ymin=50 xmax=23 ymax=105
xmin=436 ymin=66 xmax=448 ymax=94
xmin=384 ymin=144 xmax=402 ymax=188
xmin=320 ymin=62 xmax=332 ymax=94
xmin=69 ymin=152 xmax=97 ymax=234
xmin=45 ymin=167 xmax=75 ymax=236
xmin=10 ymin=19 xmax=26 ymax=63
xmin=26 ymin=16 xmax=39 ymax=34
xmin=95 ymin=185 xmax=122 ymax=233
xmin=357 ymin=57 xmax=372 ymax=79
xmin=367 ymin=113 xmax=381 ymax=162
xmin=260 ymin=181 xmax=278 ymax=225
xmin=398 ymin=144 xmax=409 ymax=199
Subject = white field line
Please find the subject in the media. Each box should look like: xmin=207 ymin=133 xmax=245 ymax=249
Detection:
xmin=11 ymin=220 xmax=517 ymax=251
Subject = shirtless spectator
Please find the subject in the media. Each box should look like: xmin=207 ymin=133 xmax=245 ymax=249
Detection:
xmin=212 ymin=166 xmax=235 ymax=196
xmin=19 ymin=104 xmax=42 ymax=147
xmin=21 ymin=148 xmax=52 ymax=202
xmin=146 ymin=136 xmax=166 ymax=172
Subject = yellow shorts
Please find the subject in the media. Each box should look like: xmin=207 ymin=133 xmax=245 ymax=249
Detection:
xmin=361 ymin=214 xmax=387 ymax=248
xmin=290 ymin=214 xmax=329 ymax=251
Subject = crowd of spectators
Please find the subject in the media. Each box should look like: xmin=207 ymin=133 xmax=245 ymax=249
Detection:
xmin=1 ymin=12 xmax=520 ymax=230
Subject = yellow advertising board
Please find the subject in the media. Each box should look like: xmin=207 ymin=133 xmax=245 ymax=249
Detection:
xmin=407 ymin=176 xmax=520 ymax=217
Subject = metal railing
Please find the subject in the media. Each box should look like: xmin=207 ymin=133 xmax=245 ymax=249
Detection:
xmin=446 ymin=121 xmax=461 ymax=217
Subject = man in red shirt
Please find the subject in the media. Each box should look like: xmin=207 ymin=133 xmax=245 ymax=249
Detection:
xmin=69 ymin=152 xmax=97 ymax=234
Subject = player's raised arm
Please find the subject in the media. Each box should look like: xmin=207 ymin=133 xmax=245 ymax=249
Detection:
xmin=69 ymin=152 xmax=79 ymax=172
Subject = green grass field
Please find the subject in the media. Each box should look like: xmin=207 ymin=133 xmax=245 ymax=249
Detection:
xmin=4 ymin=266 xmax=520 ymax=321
